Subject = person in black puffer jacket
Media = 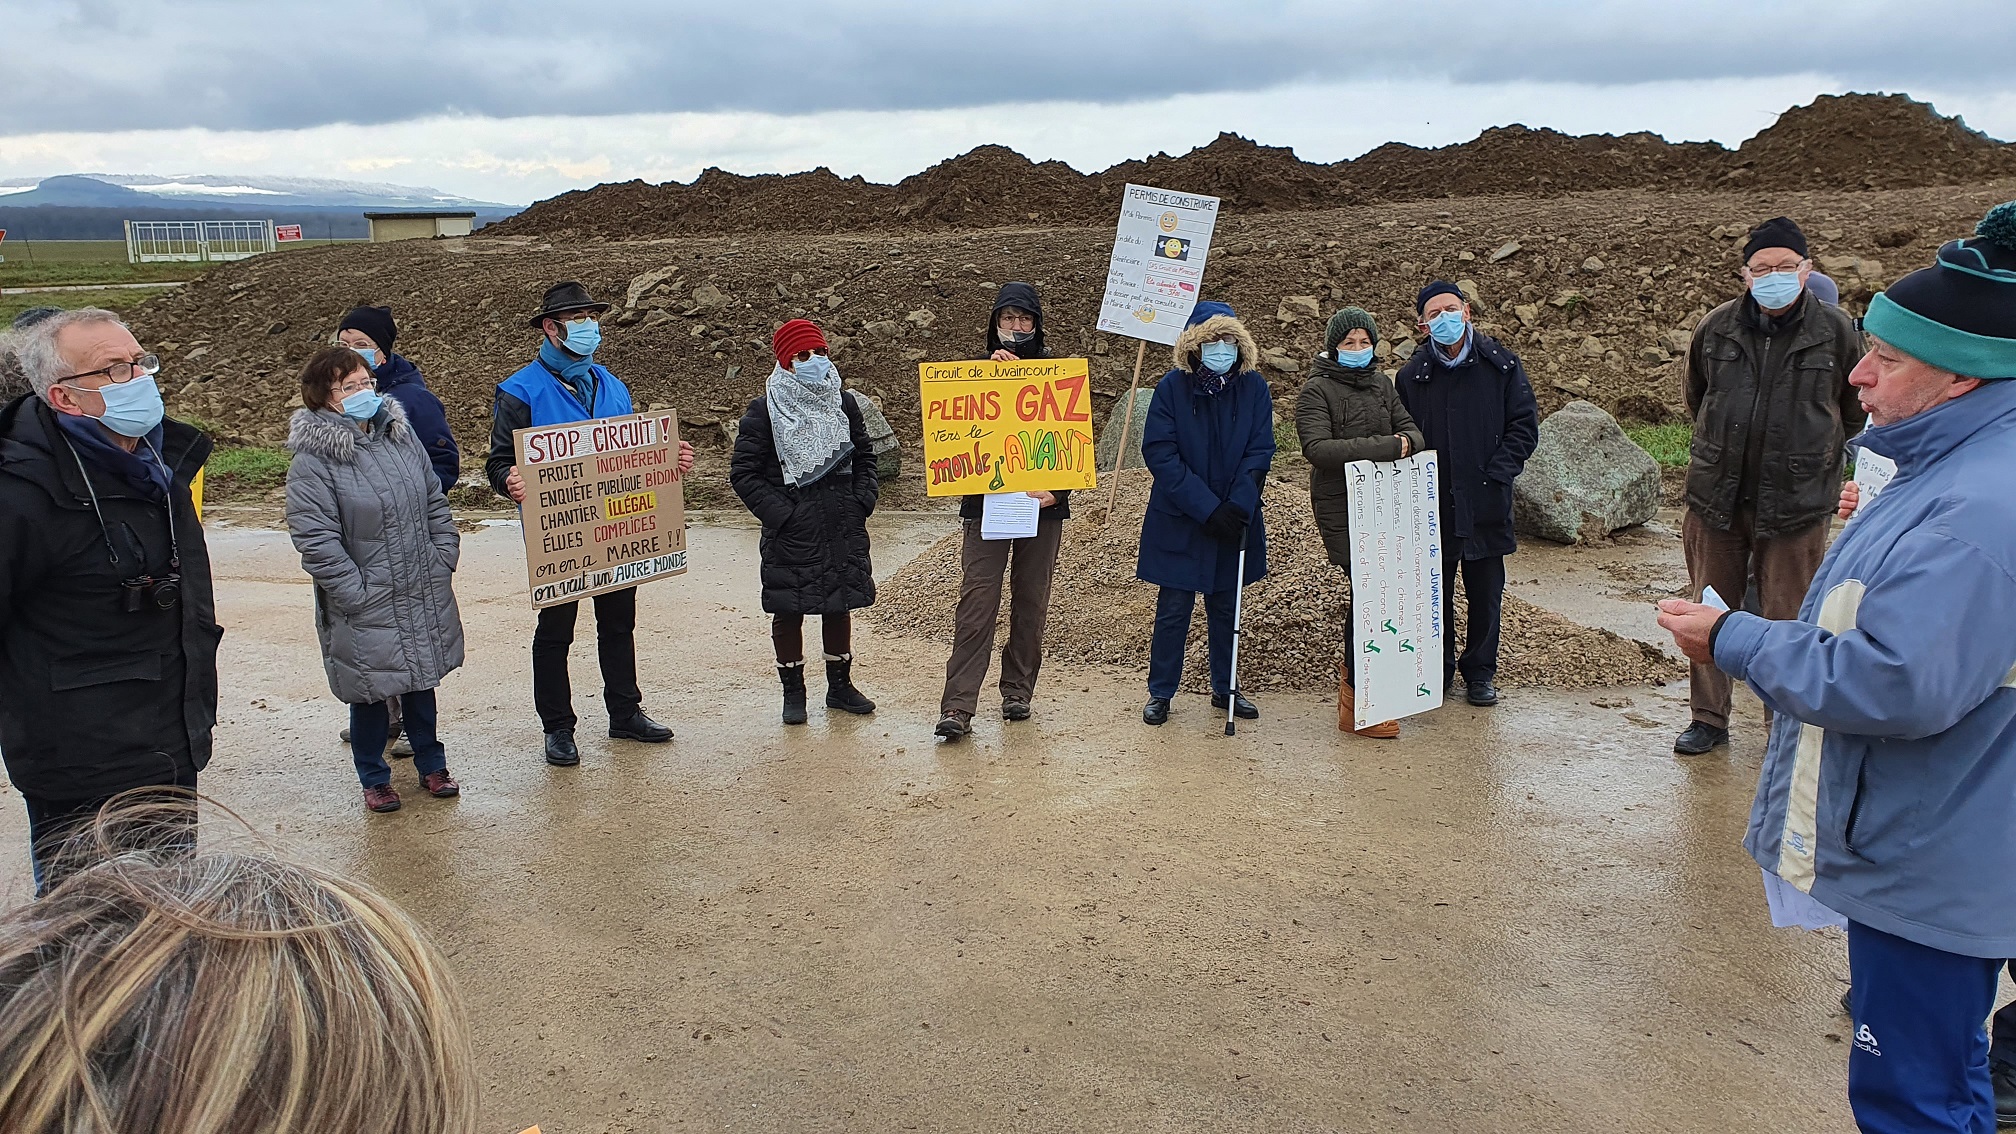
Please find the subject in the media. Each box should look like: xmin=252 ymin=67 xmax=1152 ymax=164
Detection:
xmin=934 ymin=283 xmax=1071 ymax=740
xmin=731 ymin=319 xmax=879 ymax=725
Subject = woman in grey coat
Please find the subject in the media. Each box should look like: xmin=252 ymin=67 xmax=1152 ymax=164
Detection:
xmin=285 ymin=346 xmax=465 ymax=813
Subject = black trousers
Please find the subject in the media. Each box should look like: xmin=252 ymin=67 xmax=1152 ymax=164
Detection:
xmin=1443 ymin=552 xmax=1506 ymax=688
xmin=23 ymin=768 xmax=198 ymax=895
xmin=532 ymin=586 xmax=642 ymax=734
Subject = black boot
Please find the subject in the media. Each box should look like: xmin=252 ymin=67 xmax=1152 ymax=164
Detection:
xmin=779 ymin=662 xmax=808 ymax=725
xmin=824 ymin=653 xmax=876 ymax=715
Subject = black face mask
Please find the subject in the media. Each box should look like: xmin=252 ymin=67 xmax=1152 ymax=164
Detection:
xmin=999 ymin=328 xmax=1035 ymax=347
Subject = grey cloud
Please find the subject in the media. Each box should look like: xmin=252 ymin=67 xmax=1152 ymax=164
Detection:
xmin=4 ymin=0 xmax=2013 ymax=134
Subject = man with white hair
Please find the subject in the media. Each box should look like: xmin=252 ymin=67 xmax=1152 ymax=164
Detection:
xmin=1659 ymin=202 xmax=2016 ymax=1132
xmin=0 ymin=308 xmax=219 ymax=891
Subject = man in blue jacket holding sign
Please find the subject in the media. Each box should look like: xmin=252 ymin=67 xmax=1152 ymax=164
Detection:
xmin=486 ymin=281 xmax=693 ymax=768
xmin=1658 ymin=203 xmax=2016 ymax=1133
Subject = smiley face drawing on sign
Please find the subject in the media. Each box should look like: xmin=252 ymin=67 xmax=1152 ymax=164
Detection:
xmin=1159 ymin=211 xmax=1179 ymax=232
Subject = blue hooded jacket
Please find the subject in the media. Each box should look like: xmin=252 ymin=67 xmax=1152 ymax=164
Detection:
xmin=374 ymin=353 xmax=459 ymax=494
xmin=1716 ymin=376 xmax=2016 ymax=957
xmin=1136 ymin=302 xmax=1274 ymax=594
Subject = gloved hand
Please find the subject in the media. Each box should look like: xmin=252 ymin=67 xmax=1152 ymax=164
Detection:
xmin=1203 ymin=501 xmax=1250 ymax=544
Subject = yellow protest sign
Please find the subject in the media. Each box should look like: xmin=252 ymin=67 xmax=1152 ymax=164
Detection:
xmin=918 ymin=358 xmax=1099 ymax=496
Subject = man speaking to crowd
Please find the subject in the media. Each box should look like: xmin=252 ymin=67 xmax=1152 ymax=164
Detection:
xmin=1659 ymin=203 xmax=2016 ymax=1133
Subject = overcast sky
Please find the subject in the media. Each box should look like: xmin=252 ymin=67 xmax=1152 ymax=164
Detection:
xmin=4 ymin=0 xmax=2014 ymax=203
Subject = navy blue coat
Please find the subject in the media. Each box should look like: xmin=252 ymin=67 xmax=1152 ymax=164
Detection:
xmin=1136 ymin=367 xmax=1275 ymax=594
xmin=1394 ymin=333 xmax=1539 ymax=560
xmin=375 ymin=353 xmax=460 ymax=493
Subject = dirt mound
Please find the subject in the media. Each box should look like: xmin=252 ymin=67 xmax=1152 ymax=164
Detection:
xmin=1734 ymin=93 xmax=2016 ymax=190
xmin=863 ymin=477 xmax=1681 ymax=692
xmin=489 ymin=93 xmax=2015 ymax=243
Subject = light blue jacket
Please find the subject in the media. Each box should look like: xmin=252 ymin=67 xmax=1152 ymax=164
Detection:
xmin=1716 ymin=377 xmax=2016 ymax=957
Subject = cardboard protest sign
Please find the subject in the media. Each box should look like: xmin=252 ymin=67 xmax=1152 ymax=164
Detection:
xmin=1095 ymin=183 xmax=1221 ymax=346
xmin=918 ymin=358 xmax=1099 ymax=496
xmin=1346 ymin=451 xmax=1445 ymax=728
xmin=512 ymin=412 xmax=687 ymax=608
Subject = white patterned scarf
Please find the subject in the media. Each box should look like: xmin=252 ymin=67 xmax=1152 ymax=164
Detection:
xmin=764 ymin=361 xmax=854 ymax=487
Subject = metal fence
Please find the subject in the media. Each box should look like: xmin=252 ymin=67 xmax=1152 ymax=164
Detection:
xmin=125 ymin=219 xmax=276 ymax=263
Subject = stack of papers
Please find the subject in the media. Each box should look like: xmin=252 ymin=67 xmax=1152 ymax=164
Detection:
xmin=980 ymin=493 xmax=1040 ymax=540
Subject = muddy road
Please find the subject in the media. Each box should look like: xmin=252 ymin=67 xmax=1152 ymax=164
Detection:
xmin=0 ymin=515 xmax=1903 ymax=1132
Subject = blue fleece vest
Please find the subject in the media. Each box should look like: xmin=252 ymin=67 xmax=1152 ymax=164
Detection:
xmin=499 ymin=359 xmax=632 ymax=427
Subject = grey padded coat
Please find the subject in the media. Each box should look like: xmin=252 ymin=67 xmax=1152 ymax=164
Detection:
xmin=284 ymin=398 xmax=464 ymax=704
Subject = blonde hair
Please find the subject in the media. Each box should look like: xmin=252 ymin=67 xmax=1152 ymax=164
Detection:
xmin=0 ymin=809 xmax=478 ymax=1134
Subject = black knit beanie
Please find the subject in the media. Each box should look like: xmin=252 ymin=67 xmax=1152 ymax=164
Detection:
xmin=1862 ymin=201 xmax=2016 ymax=379
xmin=338 ymin=305 xmax=397 ymax=354
xmin=1743 ymin=217 xmax=1809 ymax=262
xmin=1324 ymin=307 xmax=1379 ymax=352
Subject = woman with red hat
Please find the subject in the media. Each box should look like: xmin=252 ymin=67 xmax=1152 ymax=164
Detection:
xmin=730 ymin=319 xmax=881 ymax=724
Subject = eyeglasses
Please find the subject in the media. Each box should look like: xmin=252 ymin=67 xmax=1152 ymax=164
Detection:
xmin=57 ymin=354 xmax=160 ymax=386
xmin=997 ymin=313 xmax=1036 ymax=330
xmin=1746 ymin=262 xmax=1807 ymax=277
xmin=791 ymin=349 xmax=830 ymax=363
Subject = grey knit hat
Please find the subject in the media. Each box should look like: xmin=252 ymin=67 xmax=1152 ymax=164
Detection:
xmin=1324 ymin=307 xmax=1379 ymax=353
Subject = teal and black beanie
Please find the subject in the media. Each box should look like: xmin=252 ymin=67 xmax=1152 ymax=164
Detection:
xmin=1862 ymin=201 xmax=2016 ymax=379
xmin=1324 ymin=307 xmax=1380 ymax=353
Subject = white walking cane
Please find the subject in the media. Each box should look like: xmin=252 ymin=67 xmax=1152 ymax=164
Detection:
xmin=1225 ymin=545 xmax=1248 ymax=737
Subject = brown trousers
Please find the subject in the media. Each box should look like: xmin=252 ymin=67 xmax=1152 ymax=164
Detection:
xmin=939 ymin=516 xmax=1064 ymax=717
xmin=1682 ymin=506 xmax=1830 ymax=729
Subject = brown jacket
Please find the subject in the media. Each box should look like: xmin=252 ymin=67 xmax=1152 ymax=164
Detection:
xmin=1684 ymin=290 xmax=1863 ymax=538
xmin=1296 ymin=355 xmax=1426 ymax=567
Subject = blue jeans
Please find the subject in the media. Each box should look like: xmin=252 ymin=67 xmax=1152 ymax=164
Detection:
xmin=1148 ymin=586 xmax=1236 ymax=700
xmin=1846 ymin=920 xmax=2005 ymax=1133
xmin=350 ymin=689 xmax=446 ymax=788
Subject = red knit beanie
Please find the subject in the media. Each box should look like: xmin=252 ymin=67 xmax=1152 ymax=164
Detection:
xmin=772 ymin=319 xmax=828 ymax=368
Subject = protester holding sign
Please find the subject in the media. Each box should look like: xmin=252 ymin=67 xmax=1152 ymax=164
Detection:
xmin=1395 ymin=281 xmax=1538 ymax=708
xmin=732 ymin=319 xmax=880 ymax=725
xmin=485 ymin=282 xmax=691 ymax=768
xmin=286 ymin=347 xmax=465 ymax=813
xmin=1137 ymin=301 xmax=1274 ymax=726
xmin=1296 ymin=307 xmax=1425 ymax=739
xmin=934 ymin=284 xmax=1071 ymax=740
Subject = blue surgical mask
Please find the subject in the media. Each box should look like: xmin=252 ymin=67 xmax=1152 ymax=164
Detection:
xmin=88 ymin=374 xmax=166 ymax=438
xmin=792 ymin=354 xmax=835 ymax=385
xmin=340 ymin=389 xmax=385 ymax=421
xmin=1336 ymin=346 xmax=1376 ymax=368
xmin=1427 ymin=310 xmax=1467 ymax=346
xmin=350 ymin=344 xmax=380 ymax=369
xmin=563 ymin=319 xmax=602 ymax=356
xmin=1199 ymin=341 xmax=1240 ymax=374
xmin=1749 ymin=270 xmax=1804 ymax=310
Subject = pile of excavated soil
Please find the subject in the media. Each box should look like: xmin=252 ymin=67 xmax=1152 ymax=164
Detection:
xmin=134 ymin=179 xmax=2014 ymax=510
xmin=862 ymin=477 xmax=1681 ymax=692
xmin=488 ymin=94 xmax=2015 ymax=242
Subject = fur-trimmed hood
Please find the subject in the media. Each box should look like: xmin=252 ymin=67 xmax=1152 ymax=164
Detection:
xmin=286 ymin=397 xmax=410 ymax=464
xmin=1171 ymin=312 xmax=1259 ymax=376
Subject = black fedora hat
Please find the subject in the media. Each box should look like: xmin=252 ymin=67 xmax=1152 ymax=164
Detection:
xmin=526 ymin=280 xmax=611 ymax=328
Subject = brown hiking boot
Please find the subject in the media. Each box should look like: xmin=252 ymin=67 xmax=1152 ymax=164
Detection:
xmin=363 ymin=784 xmax=401 ymax=813
xmin=422 ymin=770 xmax=460 ymax=798
xmin=1338 ymin=672 xmax=1401 ymax=739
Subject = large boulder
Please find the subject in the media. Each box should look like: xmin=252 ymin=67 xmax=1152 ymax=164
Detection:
xmin=852 ymin=393 xmax=902 ymax=481
xmin=1094 ymin=388 xmax=1154 ymax=472
xmin=1512 ymin=401 xmax=1662 ymax=544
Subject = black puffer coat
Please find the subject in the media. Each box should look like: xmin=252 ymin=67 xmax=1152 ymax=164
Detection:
xmin=731 ymin=391 xmax=879 ymax=615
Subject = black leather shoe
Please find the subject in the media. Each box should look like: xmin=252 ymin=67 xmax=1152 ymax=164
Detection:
xmin=1991 ymin=1058 xmax=2016 ymax=1126
xmin=1143 ymin=697 xmax=1171 ymax=726
xmin=1211 ymin=691 xmax=1259 ymax=719
xmin=1674 ymin=722 xmax=1729 ymax=756
xmin=609 ymin=712 xmax=673 ymax=743
xmin=1466 ymin=681 xmax=1500 ymax=707
xmin=544 ymin=729 xmax=580 ymax=767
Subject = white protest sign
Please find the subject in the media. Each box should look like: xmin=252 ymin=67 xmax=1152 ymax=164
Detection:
xmin=1346 ymin=451 xmax=1446 ymax=728
xmin=1095 ymin=184 xmax=1221 ymax=346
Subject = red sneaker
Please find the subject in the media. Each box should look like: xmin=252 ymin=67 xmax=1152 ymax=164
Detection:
xmin=422 ymin=770 xmax=460 ymax=798
xmin=363 ymin=784 xmax=401 ymax=813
